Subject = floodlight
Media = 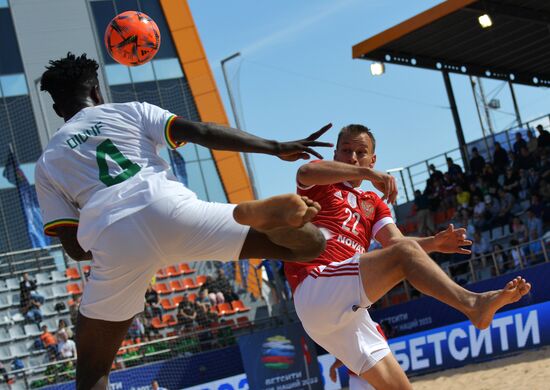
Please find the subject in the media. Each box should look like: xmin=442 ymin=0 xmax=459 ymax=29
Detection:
xmin=478 ymin=14 xmax=493 ymax=28
xmin=370 ymin=62 xmax=385 ymax=76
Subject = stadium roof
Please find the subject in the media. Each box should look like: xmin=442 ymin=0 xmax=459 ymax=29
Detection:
xmin=352 ymin=0 xmax=550 ymax=87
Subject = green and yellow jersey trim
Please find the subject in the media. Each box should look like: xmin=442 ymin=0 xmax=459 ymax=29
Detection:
xmin=164 ymin=115 xmax=185 ymax=149
xmin=44 ymin=219 xmax=79 ymax=237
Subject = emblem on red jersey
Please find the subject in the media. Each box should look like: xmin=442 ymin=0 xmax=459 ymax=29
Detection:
xmin=361 ymin=200 xmax=375 ymax=218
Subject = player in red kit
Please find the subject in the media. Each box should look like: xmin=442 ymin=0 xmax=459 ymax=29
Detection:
xmin=285 ymin=124 xmax=531 ymax=389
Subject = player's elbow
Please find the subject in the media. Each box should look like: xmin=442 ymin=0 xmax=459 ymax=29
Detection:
xmin=297 ymin=164 xmax=316 ymax=187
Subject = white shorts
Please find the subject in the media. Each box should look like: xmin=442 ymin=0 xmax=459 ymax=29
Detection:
xmin=294 ymin=254 xmax=390 ymax=375
xmin=80 ymin=195 xmax=249 ymax=321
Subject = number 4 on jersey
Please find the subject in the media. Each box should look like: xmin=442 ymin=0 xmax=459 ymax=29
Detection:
xmin=96 ymin=139 xmax=141 ymax=186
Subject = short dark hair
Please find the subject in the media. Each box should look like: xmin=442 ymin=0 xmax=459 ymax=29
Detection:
xmin=336 ymin=124 xmax=376 ymax=152
xmin=40 ymin=52 xmax=99 ymax=105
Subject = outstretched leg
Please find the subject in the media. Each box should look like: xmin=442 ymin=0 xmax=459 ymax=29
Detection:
xmin=359 ymin=240 xmax=531 ymax=329
xmin=75 ymin=313 xmax=134 ymax=389
xmin=236 ymin=194 xmax=326 ymax=261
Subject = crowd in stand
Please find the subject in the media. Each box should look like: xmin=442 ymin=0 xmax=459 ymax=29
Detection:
xmin=413 ymin=125 xmax=550 ymax=277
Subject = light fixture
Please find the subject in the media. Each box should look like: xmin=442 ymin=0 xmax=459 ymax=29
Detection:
xmin=370 ymin=62 xmax=385 ymax=76
xmin=478 ymin=14 xmax=493 ymax=28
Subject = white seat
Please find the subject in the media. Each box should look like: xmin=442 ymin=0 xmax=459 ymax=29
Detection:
xmin=24 ymin=324 xmax=41 ymax=337
xmin=8 ymin=326 xmax=26 ymax=340
xmin=37 ymin=287 xmax=54 ymax=300
xmin=36 ymin=272 xmax=52 ymax=285
xmin=10 ymin=344 xmax=29 ymax=359
xmin=0 ymin=280 xmax=8 ymax=293
xmin=0 ymin=329 xmax=10 ymax=343
xmin=51 ymin=271 xmax=68 ymax=283
xmin=0 ymin=295 xmax=9 ymax=310
xmin=11 ymin=293 xmax=20 ymax=307
xmin=53 ymin=285 xmax=70 ymax=298
xmin=0 ymin=346 xmax=13 ymax=361
xmin=6 ymin=278 xmax=19 ymax=290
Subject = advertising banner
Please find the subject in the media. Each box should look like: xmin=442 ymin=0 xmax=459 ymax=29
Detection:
xmin=238 ymin=322 xmax=323 ymax=390
xmin=388 ymin=300 xmax=549 ymax=376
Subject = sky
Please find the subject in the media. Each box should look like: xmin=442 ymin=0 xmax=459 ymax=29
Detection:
xmin=187 ymin=0 xmax=550 ymax=200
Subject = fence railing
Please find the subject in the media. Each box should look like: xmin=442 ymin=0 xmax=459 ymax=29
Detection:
xmin=387 ymin=113 xmax=550 ymax=205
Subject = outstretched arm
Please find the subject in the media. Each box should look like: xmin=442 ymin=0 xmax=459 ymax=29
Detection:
xmin=297 ymin=160 xmax=398 ymax=203
xmin=171 ymin=119 xmax=333 ymax=161
xmin=375 ymin=223 xmax=472 ymax=255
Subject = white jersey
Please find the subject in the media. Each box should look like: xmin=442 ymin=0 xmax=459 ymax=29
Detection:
xmin=35 ymin=102 xmax=195 ymax=251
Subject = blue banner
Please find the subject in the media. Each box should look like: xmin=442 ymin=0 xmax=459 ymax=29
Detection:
xmin=388 ymin=300 xmax=549 ymax=376
xmin=372 ymin=262 xmax=550 ymax=337
xmin=169 ymin=149 xmax=189 ymax=187
xmin=3 ymin=148 xmax=50 ymax=248
xmin=238 ymin=322 xmax=323 ymax=390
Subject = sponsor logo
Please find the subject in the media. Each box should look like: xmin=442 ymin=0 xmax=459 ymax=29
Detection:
xmin=336 ymin=235 xmax=366 ymax=254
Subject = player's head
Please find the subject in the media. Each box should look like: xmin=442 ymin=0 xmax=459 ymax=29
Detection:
xmin=40 ymin=52 xmax=104 ymax=120
xmin=334 ymin=124 xmax=376 ymax=186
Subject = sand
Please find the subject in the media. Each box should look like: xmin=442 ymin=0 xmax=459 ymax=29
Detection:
xmin=410 ymin=346 xmax=550 ymax=390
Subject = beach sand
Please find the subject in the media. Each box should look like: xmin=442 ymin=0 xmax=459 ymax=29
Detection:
xmin=410 ymin=346 xmax=550 ymax=390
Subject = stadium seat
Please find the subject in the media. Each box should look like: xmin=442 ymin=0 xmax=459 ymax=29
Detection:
xmin=165 ymin=265 xmax=182 ymax=277
xmin=66 ymin=283 xmax=83 ymax=295
xmin=53 ymin=285 xmax=70 ymax=298
xmin=235 ymin=316 xmax=252 ymax=330
xmin=35 ymin=272 xmax=52 ymax=285
xmin=181 ymin=278 xmax=198 ymax=290
xmin=9 ymin=326 xmax=25 ymax=341
xmin=160 ymin=298 xmax=176 ymax=310
xmin=188 ymin=293 xmax=197 ymax=302
xmin=83 ymin=265 xmax=91 ymax=275
xmin=0 ymin=329 xmax=11 ymax=344
xmin=0 ymin=295 xmax=10 ymax=310
xmin=6 ymin=278 xmax=19 ymax=291
xmin=231 ymin=300 xmax=250 ymax=313
xmin=0 ymin=346 xmax=12 ymax=361
xmin=216 ymin=303 xmax=235 ymax=316
xmin=173 ymin=295 xmax=184 ymax=306
xmin=195 ymin=275 xmax=207 ymax=286
xmin=65 ymin=267 xmax=80 ymax=280
xmin=153 ymin=283 xmax=170 ymax=295
xmin=169 ymin=280 xmax=186 ymax=292
xmin=162 ymin=314 xmax=177 ymax=326
xmin=24 ymin=324 xmax=41 ymax=337
xmin=0 ymin=280 xmax=8 ymax=293
xmin=151 ymin=317 xmax=167 ymax=329
xmin=10 ymin=344 xmax=29 ymax=359
xmin=51 ymin=270 xmax=68 ymax=283
xmin=155 ymin=268 xmax=168 ymax=280
xmin=178 ymin=263 xmax=195 ymax=275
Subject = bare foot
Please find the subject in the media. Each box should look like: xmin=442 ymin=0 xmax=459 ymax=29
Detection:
xmin=468 ymin=276 xmax=531 ymax=329
xmin=233 ymin=194 xmax=321 ymax=232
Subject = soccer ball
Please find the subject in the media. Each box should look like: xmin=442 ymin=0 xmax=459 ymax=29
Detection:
xmin=104 ymin=11 xmax=161 ymax=66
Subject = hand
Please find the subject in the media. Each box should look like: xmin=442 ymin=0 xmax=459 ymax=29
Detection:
xmin=433 ymin=224 xmax=472 ymax=254
xmin=367 ymin=170 xmax=398 ymax=204
xmin=277 ymin=124 xmax=333 ymax=161
xmin=329 ymin=359 xmax=343 ymax=382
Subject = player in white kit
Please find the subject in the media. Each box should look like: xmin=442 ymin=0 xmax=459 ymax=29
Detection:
xmin=37 ymin=53 xmax=332 ymax=389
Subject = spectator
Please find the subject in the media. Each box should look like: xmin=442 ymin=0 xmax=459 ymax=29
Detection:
xmin=40 ymin=325 xmax=58 ymax=361
xmin=471 ymin=231 xmax=491 ymax=259
xmin=200 ymin=276 xmax=224 ymax=305
xmin=510 ymin=217 xmax=528 ymax=243
xmin=215 ymin=269 xmax=238 ymax=303
xmin=484 ymin=194 xmax=500 ymax=228
xmin=503 ymin=167 xmax=520 ymax=197
xmin=513 ymin=132 xmax=527 ymax=155
xmin=0 ymin=362 xmax=12 ymax=384
xmin=428 ymin=164 xmax=444 ymax=184
xmin=21 ymin=297 xmax=42 ymax=325
xmin=509 ymin=239 xmax=525 ymax=270
xmin=152 ymin=380 xmax=168 ymax=390
xmin=493 ymin=142 xmax=509 ymax=173
xmin=413 ymin=190 xmax=434 ymax=236
xmin=525 ymin=230 xmax=543 ymax=264
xmin=540 ymin=179 xmax=550 ymax=201
xmin=57 ymin=319 xmax=73 ymax=339
xmin=508 ymin=151 xmax=519 ymax=171
xmin=57 ymin=331 xmax=77 ymax=359
xmin=518 ymin=169 xmax=534 ymax=201
xmin=493 ymin=244 xmax=510 ymax=273
xmin=69 ymin=295 xmax=80 ymax=326
xmin=516 ymin=146 xmax=536 ymax=171
xmin=176 ymin=294 xmax=196 ymax=331
xmin=495 ymin=189 xmax=515 ymax=226
xmin=469 ymin=147 xmax=486 ymax=175
xmin=194 ymin=303 xmax=217 ymax=328
xmin=536 ymin=124 xmax=550 ymax=150
xmin=455 ymin=185 xmax=471 ymax=210
xmin=446 ymin=157 xmax=463 ymax=178
xmin=195 ymin=290 xmax=213 ymax=312
xmin=456 ymin=209 xmax=476 ymax=238
xmin=145 ymin=284 xmax=162 ymax=320
xmin=482 ymin=163 xmax=499 ymax=188
xmin=526 ymin=129 xmax=538 ymax=154
xmin=20 ymin=272 xmax=44 ymax=305
xmin=472 ymin=195 xmax=486 ymax=229
xmin=529 ymin=194 xmax=547 ymax=221
xmin=526 ymin=209 xmax=543 ymax=238
xmin=127 ymin=315 xmax=145 ymax=341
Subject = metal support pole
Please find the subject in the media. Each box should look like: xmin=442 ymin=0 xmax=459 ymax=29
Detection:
xmin=508 ymin=81 xmax=523 ymax=128
xmin=407 ymin=167 xmax=415 ymax=192
xmin=470 ymin=76 xmax=491 ymax=158
xmin=221 ymin=52 xmax=259 ymax=199
xmin=442 ymin=71 xmax=469 ymax=171
xmin=399 ymin=170 xmax=409 ymax=202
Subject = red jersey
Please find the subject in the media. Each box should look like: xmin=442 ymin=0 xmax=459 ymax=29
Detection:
xmin=284 ymin=179 xmax=393 ymax=292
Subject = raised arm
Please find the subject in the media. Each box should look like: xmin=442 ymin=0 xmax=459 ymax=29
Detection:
xmin=171 ymin=119 xmax=333 ymax=161
xmin=297 ymin=160 xmax=398 ymax=203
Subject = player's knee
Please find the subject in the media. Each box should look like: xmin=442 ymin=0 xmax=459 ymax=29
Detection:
xmin=393 ymin=240 xmax=422 ymax=258
xmin=298 ymin=225 xmax=326 ymax=261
